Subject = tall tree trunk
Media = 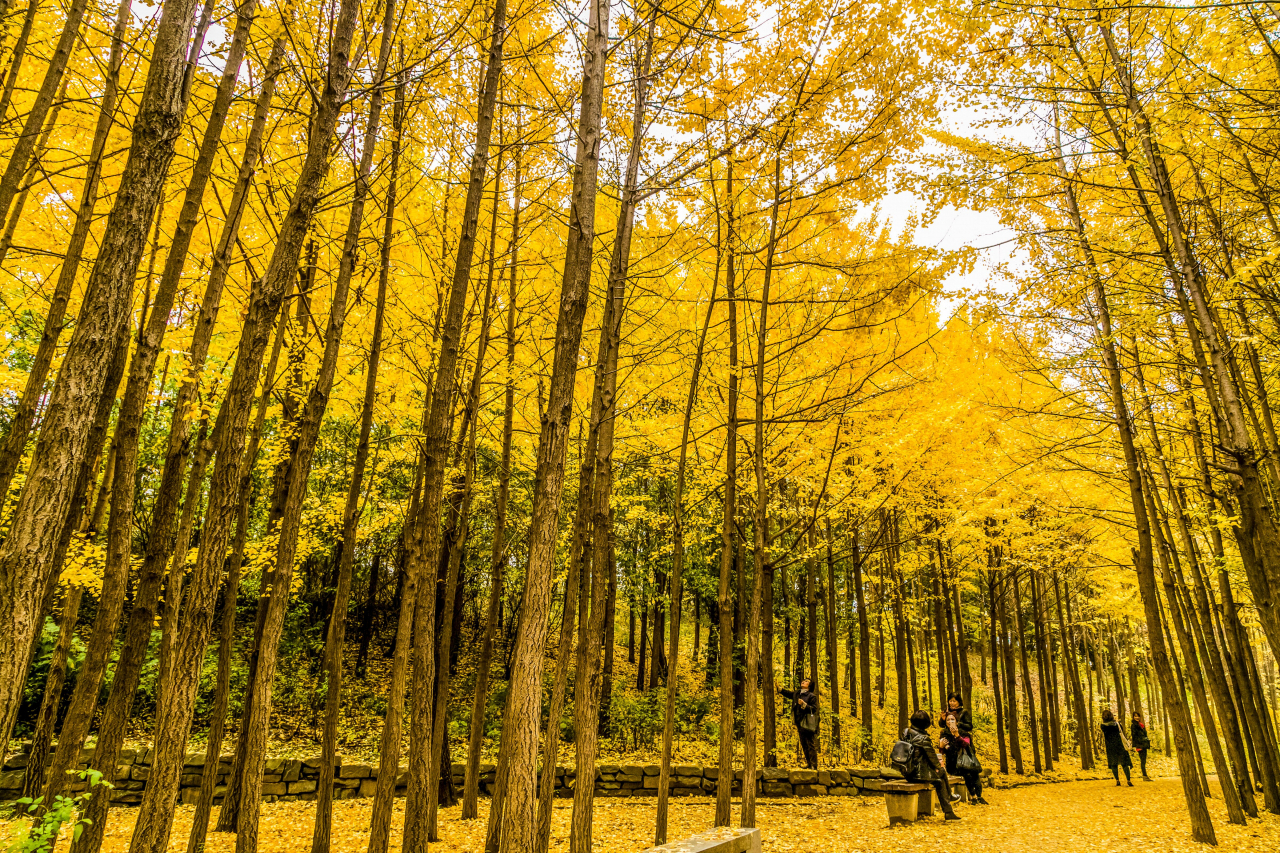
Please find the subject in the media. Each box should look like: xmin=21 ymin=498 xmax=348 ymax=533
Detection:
xmin=42 ymin=0 xmax=253 ymax=806
xmin=126 ymin=4 xmax=363 ymax=850
xmin=1057 ymin=145 xmax=1218 ymax=842
xmin=743 ymin=148 xmax=784 ymax=829
xmin=823 ymin=521 xmax=841 ymax=753
xmin=0 ymin=0 xmax=203 ymax=764
xmin=714 ymin=157 xmax=738 ymax=828
xmin=404 ymin=3 xmax=506 ymax=847
xmin=463 ymin=140 xmax=522 ymax=822
xmin=366 ymin=480 xmax=425 ymax=853
xmin=495 ymin=0 xmax=608 ymax=848
xmin=1013 ymin=572 xmax=1042 ymax=774
xmin=19 ymin=585 xmax=82 ymax=803
xmin=0 ymin=0 xmax=42 ymax=130
xmin=0 ymin=0 xmax=91 ymax=234
xmin=312 ymin=52 xmax=402 ymax=853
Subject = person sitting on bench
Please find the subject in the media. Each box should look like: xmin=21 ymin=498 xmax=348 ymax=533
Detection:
xmin=901 ymin=709 xmax=961 ymax=821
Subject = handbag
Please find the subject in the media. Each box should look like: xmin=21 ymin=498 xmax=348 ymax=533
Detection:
xmin=798 ymin=710 xmax=818 ymax=733
xmin=956 ymin=744 xmax=981 ymax=773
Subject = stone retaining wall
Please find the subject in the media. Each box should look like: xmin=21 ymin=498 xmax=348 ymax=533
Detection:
xmin=0 ymin=746 xmax=991 ymax=806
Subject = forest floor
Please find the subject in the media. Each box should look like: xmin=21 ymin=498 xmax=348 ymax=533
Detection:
xmin=5 ymin=775 xmax=1277 ymax=852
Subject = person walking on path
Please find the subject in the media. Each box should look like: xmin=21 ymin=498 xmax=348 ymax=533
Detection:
xmin=1131 ymin=712 xmax=1152 ymax=781
xmin=901 ymin=709 xmax=961 ymax=820
xmin=780 ymin=678 xmax=819 ymax=769
xmin=941 ymin=711 xmax=988 ymax=805
xmin=1101 ymin=708 xmax=1134 ymax=786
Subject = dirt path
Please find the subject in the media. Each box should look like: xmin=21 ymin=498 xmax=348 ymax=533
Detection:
xmin=5 ymin=776 xmax=1278 ymax=852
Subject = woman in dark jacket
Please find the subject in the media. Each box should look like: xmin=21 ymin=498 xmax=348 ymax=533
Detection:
xmin=902 ymin=710 xmax=960 ymax=820
xmin=938 ymin=693 xmax=973 ymax=737
xmin=1101 ymin=708 xmax=1133 ymax=786
xmin=779 ymin=679 xmax=819 ymax=769
xmin=1131 ymin=712 xmax=1152 ymax=781
xmin=940 ymin=712 xmax=987 ymax=804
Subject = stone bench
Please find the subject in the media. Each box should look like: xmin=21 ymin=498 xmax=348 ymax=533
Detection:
xmin=641 ymin=827 xmax=761 ymax=853
xmin=882 ymin=781 xmax=933 ymax=826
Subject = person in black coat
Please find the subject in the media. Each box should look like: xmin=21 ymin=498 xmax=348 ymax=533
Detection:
xmin=940 ymin=712 xmax=987 ymax=804
xmin=1131 ymin=712 xmax=1152 ymax=781
xmin=938 ymin=692 xmax=973 ymax=737
xmin=779 ymin=678 xmax=819 ymax=769
xmin=902 ymin=710 xmax=960 ymax=820
xmin=1101 ymin=708 xmax=1133 ymax=786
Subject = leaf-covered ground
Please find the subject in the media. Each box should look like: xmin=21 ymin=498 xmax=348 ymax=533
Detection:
xmin=6 ymin=776 xmax=1278 ymax=852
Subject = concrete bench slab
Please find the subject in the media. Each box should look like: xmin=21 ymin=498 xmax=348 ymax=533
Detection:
xmin=641 ymin=827 xmax=761 ymax=853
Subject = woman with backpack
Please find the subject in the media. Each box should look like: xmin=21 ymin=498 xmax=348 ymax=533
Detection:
xmin=779 ymin=678 xmax=819 ymax=769
xmin=895 ymin=710 xmax=961 ymax=820
xmin=941 ymin=711 xmax=988 ymax=804
xmin=1101 ymin=708 xmax=1134 ymax=786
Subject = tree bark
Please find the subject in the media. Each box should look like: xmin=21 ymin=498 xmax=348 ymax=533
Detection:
xmin=0 ymin=0 xmax=203 ymax=764
xmin=463 ymin=136 xmax=522 ymax=823
xmin=0 ymin=0 xmax=91 ymax=232
xmin=714 ymin=156 xmax=738 ymax=828
xmin=127 ymin=4 xmax=363 ymax=850
xmin=19 ymin=585 xmax=82 ymax=803
xmin=1057 ymin=144 xmax=1218 ymax=842
xmin=403 ymin=4 xmax=506 ymax=848
xmin=494 ymin=1 xmax=609 ymax=847
xmin=312 ymin=44 xmax=402 ymax=853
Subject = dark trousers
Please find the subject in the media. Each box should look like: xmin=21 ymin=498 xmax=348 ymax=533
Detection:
xmin=1136 ymin=748 xmax=1149 ymax=777
xmin=1110 ymin=761 xmax=1132 ymax=783
xmin=927 ymin=776 xmax=958 ymax=818
xmin=958 ymin=768 xmax=981 ymax=798
xmin=798 ymin=728 xmax=818 ymax=769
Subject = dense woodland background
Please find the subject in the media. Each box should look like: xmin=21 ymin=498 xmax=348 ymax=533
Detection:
xmin=0 ymin=0 xmax=1279 ymax=851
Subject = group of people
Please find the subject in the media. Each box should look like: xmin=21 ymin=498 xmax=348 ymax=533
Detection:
xmin=779 ymin=678 xmax=1154 ymax=825
xmin=1101 ymin=708 xmax=1154 ymax=785
xmin=897 ymin=694 xmax=990 ymax=820
xmin=779 ymin=682 xmax=988 ymax=821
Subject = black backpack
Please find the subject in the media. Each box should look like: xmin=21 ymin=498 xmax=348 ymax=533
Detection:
xmin=890 ymin=735 xmax=921 ymax=778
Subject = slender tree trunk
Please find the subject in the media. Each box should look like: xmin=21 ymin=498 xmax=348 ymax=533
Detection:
xmin=0 ymin=0 xmax=91 ymax=232
xmin=127 ymin=4 xmax=363 ymax=850
xmin=495 ymin=1 xmax=608 ymax=848
xmin=824 ymin=521 xmax=841 ymax=753
xmin=1057 ymin=148 xmax=1218 ymax=842
xmin=42 ymin=0 xmax=254 ymax=807
xmin=989 ymin=569 xmax=1008 ymax=773
xmin=312 ymin=56 xmax=402 ymax=853
xmin=0 ymin=0 xmax=203 ymax=764
xmin=366 ymin=483 xmax=425 ymax=853
xmin=403 ymin=4 xmax=506 ymax=847
xmin=714 ymin=157 xmax=738 ymax=827
xmin=1013 ymin=572 xmax=1042 ymax=774
xmin=0 ymin=0 xmax=41 ymax=129
xmin=743 ymin=148 xmax=784 ymax=829
xmin=463 ymin=141 xmax=522 ymax=822
xmin=19 ymin=585 xmax=82 ymax=803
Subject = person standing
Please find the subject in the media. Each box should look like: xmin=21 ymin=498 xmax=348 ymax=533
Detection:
xmin=1101 ymin=708 xmax=1134 ymax=786
xmin=780 ymin=678 xmax=819 ymax=769
xmin=901 ymin=710 xmax=961 ymax=820
xmin=937 ymin=692 xmax=972 ymax=738
xmin=941 ymin=711 xmax=988 ymax=804
xmin=1131 ymin=712 xmax=1152 ymax=781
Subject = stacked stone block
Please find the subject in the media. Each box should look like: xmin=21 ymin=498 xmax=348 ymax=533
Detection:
xmin=2 ymin=746 xmax=989 ymax=806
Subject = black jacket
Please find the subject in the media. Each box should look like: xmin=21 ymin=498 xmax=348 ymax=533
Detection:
xmin=1102 ymin=720 xmax=1132 ymax=768
xmin=901 ymin=725 xmax=945 ymax=783
xmin=780 ymin=687 xmax=818 ymax=729
xmin=1131 ymin=720 xmax=1151 ymax=751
